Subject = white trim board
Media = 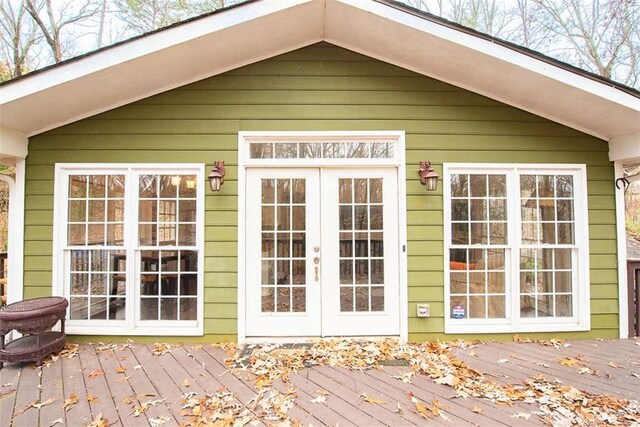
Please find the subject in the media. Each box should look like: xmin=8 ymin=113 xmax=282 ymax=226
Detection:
xmin=237 ymin=131 xmax=408 ymax=342
xmin=0 ymin=0 xmax=637 ymax=148
xmin=614 ymin=161 xmax=629 ymax=338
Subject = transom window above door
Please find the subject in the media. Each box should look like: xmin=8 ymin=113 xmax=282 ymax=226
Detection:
xmin=54 ymin=165 xmax=204 ymax=336
xmin=444 ymin=164 xmax=590 ymax=334
xmin=242 ymin=131 xmax=402 ymax=166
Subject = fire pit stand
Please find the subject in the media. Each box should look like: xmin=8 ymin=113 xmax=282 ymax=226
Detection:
xmin=0 ymin=296 xmax=68 ymax=368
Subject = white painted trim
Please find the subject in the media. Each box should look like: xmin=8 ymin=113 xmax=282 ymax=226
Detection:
xmin=0 ymin=0 xmax=637 ymax=144
xmin=53 ymin=163 xmax=205 ymax=336
xmin=614 ymin=160 xmax=629 ymax=338
xmin=443 ymin=163 xmax=590 ymax=334
xmin=0 ymin=160 xmax=25 ymax=305
xmin=609 ymin=132 xmax=640 ymax=163
xmin=0 ymin=128 xmax=28 ymax=158
xmin=237 ymin=130 xmax=408 ymax=343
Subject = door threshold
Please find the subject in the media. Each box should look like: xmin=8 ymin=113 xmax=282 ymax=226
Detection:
xmin=243 ymin=335 xmax=401 ymax=344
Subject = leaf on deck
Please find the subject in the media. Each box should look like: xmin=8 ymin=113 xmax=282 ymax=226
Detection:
xmin=88 ymin=369 xmax=104 ymax=379
xmin=359 ymin=392 xmax=387 ymax=405
xmin=62 ymin=393 xmax=78 ymax=412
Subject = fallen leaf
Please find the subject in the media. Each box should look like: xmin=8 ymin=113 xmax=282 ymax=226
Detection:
xmin=87 ymin=413 xmax=109 ymax=427
xmin=116 ymin=366 xmax=126 ymax=373
xmin=472 ymin=405 xmax=483 ymax=413
xmin=537 ymin=362 xmax=550 ymax=368
xmin=394 ymin=402 xmax=402 ymax=413
xmin=497 ymin=358 xmax=509 ymax=364
xmin=511 ymin=412 xmax=531 ymax=420
xmin=608 ymin=361 xmax=619 ymax=369
xmin=32 ymin=398 xmax=55 ymax=409
xmin=182 ymin=378 xmax=190 ymax=387
xmin=309 ymin=395 xmax=326 ymax=404
xmin=133 ymin=364 xmax=142 ymax=370
xmin=631 ymin=373 xmax=640 ymax=378
xmin=360 ymin=393 xmax=387 ymax=405
xmin=63 ymin=393 xmax=78 ymax=412
xmin=87 ymin=394 xmax=99 ymax=403
xmin=115 ymin=376 xmax=131 ymax=383
xmin=411 ymin=396 xmax=432 ymax=419
xmin=468 ymin=350 xmax=477 ymax=357
xmin=48 ymin=418 xmax=64 ymax=426
xmin=149 ymin=416 xmax=171 ymax=426
xmin=434 ymin=374 xmax=458 ymax=387
xmin=559 ymin=357 xmax=580 ymax=367
xmin=88 ymin=369 xmax=104 ymax=379
xmin=392 ymin=371 xmax=414 ymax=383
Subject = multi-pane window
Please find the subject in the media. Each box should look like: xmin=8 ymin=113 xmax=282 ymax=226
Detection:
xmin=445 ymin=165 xmax=588 ymax=333
xmin=260 ymin=178 xmax=307 ymax=313
xmin=249 ymin=141 xmax=394 ymax=159
xmin=339 ymin=178 xmax=385 ymax=312
xmin=59 ymin=166 xmax=203 ymax=334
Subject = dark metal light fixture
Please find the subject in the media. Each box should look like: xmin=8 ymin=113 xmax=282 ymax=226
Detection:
xmin=208 ymin=161 xmax=226 ymax=192
xmin=418 ymin=161 xmax=439 ymax=191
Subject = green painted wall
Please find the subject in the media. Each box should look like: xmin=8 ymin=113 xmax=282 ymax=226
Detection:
xmin=23 ymin=43 xmax=618 ymax=341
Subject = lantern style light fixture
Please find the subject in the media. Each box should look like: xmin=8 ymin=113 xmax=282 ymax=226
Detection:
xmin=418 ymin=161 xmax=439 ymax=191
xmin=208 ymin=161 xmax=226 ymax=192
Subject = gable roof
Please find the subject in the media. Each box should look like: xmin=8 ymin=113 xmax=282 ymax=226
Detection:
xmin=1 ymin=0 xmax=638 ymax=159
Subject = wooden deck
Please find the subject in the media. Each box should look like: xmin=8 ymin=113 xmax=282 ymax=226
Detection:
xmin=0 ymin=338 xmax=638 ymax=426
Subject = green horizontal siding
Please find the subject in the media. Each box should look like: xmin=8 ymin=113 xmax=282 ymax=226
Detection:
xmin=24 ymin=43 xmax=617 ymax=341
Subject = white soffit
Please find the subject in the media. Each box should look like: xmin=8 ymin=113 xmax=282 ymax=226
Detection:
xmin=0 ymin=0 xmax=323 ymax=136
xmin=0 ymin=0 xmax=638 ymax=148
xmin=326 ymin=0 xmax=640 ymax=143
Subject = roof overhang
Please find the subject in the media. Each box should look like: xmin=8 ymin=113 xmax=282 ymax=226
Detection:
xmin=0 ymin=0 xmax=638 ymax=161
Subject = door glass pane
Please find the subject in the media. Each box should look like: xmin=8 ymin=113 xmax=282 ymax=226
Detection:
xmin=261 ymin=178 xmax=307 ymax=313
xmin=339 ymin=178 xmax=385 ymax=312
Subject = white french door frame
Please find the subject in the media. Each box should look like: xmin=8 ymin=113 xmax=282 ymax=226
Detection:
xmin=238 ymin=131 xmax=408 ymax=343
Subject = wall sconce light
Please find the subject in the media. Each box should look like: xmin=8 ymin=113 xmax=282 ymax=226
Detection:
xmin=208 ymin=161 xmax=226 ymax=192
xmin=418 ymin=161 xmax=439 ymax=191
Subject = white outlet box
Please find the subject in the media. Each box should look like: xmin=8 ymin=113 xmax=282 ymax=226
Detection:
xmin=416 ymin=304 xmax=431 ymax=318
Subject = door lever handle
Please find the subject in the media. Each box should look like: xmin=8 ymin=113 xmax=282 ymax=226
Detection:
xmin=314 ymin=257 xmax=320 ymax=281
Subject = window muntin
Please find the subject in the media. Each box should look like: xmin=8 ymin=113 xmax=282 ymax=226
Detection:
xmin=59 ymin=166 xmax=203 ymax=334
xmin=445 ymin=165 xmax=587 ymax=332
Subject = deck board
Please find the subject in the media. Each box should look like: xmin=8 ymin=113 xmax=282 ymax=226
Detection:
xmin=3 ymin=338 xmax=638 ymax=426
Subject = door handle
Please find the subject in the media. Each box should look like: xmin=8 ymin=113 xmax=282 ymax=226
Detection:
xmin=314 ymin=257 xmax=320 ymax=281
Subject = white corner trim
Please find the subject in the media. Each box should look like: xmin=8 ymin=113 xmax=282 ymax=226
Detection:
xmin=0 ymin=127 xmax=28 ymax=158
xmin=614 ymin=161 xmax=629 ymax=338
xmin=0 ymin=159 xmax=25 ymax=305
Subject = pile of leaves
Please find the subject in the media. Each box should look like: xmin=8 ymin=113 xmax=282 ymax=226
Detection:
xmin=197 ymin=339 xmax=639 ymax=426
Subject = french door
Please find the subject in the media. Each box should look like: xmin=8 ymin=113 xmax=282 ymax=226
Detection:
xmin=245 ymin=168 xmax=400 ymax=337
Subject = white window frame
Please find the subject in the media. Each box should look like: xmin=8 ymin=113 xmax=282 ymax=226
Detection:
xmin=53 ymin=163 xmax=205 ymax=336
xmin=444 ymin=163 xmax=590 ymax=334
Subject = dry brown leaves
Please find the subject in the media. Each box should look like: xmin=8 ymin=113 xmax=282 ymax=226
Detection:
xmin=62 ymin=393 xmax=78 ymax=412
xmin=152 ymin=342 xmax=173 ymax=356
xmin=86 ymin=412 xmax=109 ymax=427
xmin=513 ymin=334 xmax=568 ymax=350
xmin=217 ymin=339 xmax=640 ymax=426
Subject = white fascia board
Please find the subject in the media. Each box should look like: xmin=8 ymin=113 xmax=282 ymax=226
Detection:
xmin=0 ymin=0 xmax=323 ymax=136
xmin=0 ymin=0 xmax=313 ymax=105
xmin=326 ymin=0 xmax=640 ymax=141
xmin=0 ymin=127 xmax=28 ymax=158
xmin=333 ymin=0 xmax=638 ymax=110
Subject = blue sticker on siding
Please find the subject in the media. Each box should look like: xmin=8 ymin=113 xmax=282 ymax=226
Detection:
xmin=452 ymin=305 xmax=465 ymax=319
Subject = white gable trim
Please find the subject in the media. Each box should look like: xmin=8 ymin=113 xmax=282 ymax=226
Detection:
xmin=0 ymin=0 xmax=638 ymax=148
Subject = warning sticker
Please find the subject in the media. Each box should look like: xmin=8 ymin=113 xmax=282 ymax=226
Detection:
xmin=452 ymin=305 xmax=466 ymax=319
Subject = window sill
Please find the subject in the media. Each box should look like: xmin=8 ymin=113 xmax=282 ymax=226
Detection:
xmin=445 ymin=321 xmax=590 ymax=334
xmin=65 ymin=324 xmax=204 ymax=336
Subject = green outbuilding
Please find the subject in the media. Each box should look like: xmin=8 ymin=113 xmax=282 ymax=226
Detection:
xmin=1 ymin=0 xmax=639 ymax=342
